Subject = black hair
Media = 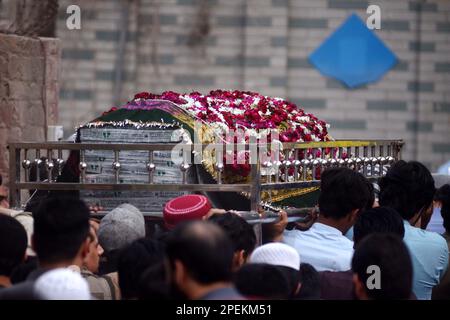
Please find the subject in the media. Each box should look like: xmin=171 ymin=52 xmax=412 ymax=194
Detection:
xmin=0 ymin=215 xmax=28 ymax=276
xmin=235 ymin=263 xmax=292 ymax=299
xmin=352 ymin=233 xmax=413 ymax=300
xmin=137 ymin=262 xmax=170 ymax=300
xmin=208 ymin=212 xmax=256 ymax=258
xmin=435 ymin=184 xmax=450 ymax=233
xmin=118 ymin=238 xmax=165 ymax=299
xmin=319 ymin=167 xmax=372 ymax=219
xmin=365 ymin=181 xmax=376 ymax=210
xmin=10 ymin=256 xmax=38 ymax=284
xmin=378 ymin=160 xmax=435 ymax=220
xmin=277 ymin=266 xmax=301 ymax=299
xmin=296 ymin=263 xmax=321 ymax=300
xmin=32 ymin=197 xmax=90 ymax=264
xmin=98 ymin=249 xmax=121 ymax=275
xmin=165 ymin=221 xmax=234 ymax=285
xmin=353 ymin=206 xmax=405 ymax=244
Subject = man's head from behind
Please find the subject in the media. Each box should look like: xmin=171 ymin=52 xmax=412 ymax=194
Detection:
xmin=98 ymin=203 xmax=145 ymax=254
xmin=319 ymin=167 xmax=372 ymax=231
xmin=352 ymin=233 xmax=413 ymax=300
xmin=379 ymin=160 xmax=435 ymax=221
xmin=96 ymin=204 xmax=145 ymax=275
xmin=32 ymin=197 xmax=90 ymax=266
xmin=235 ymin=263 xmax=292 ymax=299
xmin=165 ymin=220 xmax=234 ymax=299
xmin=249 ymin=242 xmax=301 ymax=298
xmin=0 ymin=214 xmax=28 ymax=280
xmin=34 ymin=268 xmax=91 ymax=300
xmin=163 ymin=194 xmax=212 ymax=230
xmin=353 ymin=206 xmax=405 ymax=245
xmin=435 ymin=184 xmax=450 ymax=233
xmin=118 ymin=238 xmax=165 ymax=300
xmin=208 ymin=212 xmax=256 ymax=271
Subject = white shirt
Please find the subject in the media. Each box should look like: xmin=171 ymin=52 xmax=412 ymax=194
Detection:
xmin=283 ymin=222 xmax=354 ymax=272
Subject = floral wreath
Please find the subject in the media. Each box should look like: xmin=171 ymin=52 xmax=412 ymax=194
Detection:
xmin=127 ymin=91 xmax=332 ymax=179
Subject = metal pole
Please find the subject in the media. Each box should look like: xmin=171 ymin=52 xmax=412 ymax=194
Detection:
xmin=9 ymin=145 xmax=21 ymax=209
xmin=250 ymin=163 xmax=262 ymax=246
xmin=250 ymin=135 xmax=262 ymax=246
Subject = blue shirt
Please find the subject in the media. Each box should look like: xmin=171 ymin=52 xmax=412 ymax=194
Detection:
xmin=283 ymin=223 xmax=354 ymax=272
xmin=403 ymin=220 xmax=449 ymax=300
xmin=426 ymin=207 xmax=445 ymax=234
xmin=344 ymin=226 xmax=354 ymax=241
xmin=200 ymin=286 xmax=245 ymax=300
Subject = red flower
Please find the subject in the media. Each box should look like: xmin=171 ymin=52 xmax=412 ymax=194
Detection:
xmin=102 ymin=107 xmax=118 ymax=116
xmin=134 ymin=92 xmax=151 ymax=99
xmin=127 ymin=89 xmax=331 ymax=178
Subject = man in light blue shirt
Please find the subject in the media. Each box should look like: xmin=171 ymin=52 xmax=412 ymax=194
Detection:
xmin=283 ymin=222 xmax=354 ymax=272
xmin=402 ymin=221 xmax=448 ymax=300
xmin=379 ymin=160 xmax=449 ymax=300
xmin=282 ymin=167 xmax=373 ymax=272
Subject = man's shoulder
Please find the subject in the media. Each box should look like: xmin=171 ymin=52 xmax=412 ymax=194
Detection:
xmin=405 ymin=227 xmax=449 ymax=269
xmin=0 ymin=281 xmax=38 ymax=300
xmin=201 ymin=287 xmax=245 ymax=300
xmin=284 ymin=226 xmax=352 ymax=245
xmin=283 ymin=228 xmax=312 ymax=247
xmin=80 ymin=270 xmax=120 ymax=300
xmin=340 ymin=235 xmax=354 ymax=248
xmin=407 ymin=227 xmax=448 ymax=250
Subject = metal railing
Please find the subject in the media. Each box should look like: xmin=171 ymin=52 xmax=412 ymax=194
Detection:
xmin=8 ymin=139 xmax=404 ymax=218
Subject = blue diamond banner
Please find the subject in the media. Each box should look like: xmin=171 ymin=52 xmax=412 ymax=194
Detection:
xmin=309 ymin=13 xmax=398 ymax=88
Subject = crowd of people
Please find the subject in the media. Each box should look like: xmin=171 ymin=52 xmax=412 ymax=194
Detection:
xmin=0 ymin=160 xmax=449 ymax=300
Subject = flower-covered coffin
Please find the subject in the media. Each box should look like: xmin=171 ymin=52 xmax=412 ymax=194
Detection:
xmin=76 ymin=90 xmax=332 ymax=211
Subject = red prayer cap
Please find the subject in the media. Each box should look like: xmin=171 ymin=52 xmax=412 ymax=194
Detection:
xmin=163 ymin=194 xmax=212 ymax=229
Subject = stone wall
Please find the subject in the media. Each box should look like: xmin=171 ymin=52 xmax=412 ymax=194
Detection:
xmin=0 ymin=33 xmax=60 ymax=183
xmin=52 ymin=0 xmax=450 ymax=170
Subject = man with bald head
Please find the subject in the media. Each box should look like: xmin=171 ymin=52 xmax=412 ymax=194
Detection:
xmin=165 ymin=220 xmax=244 ymax=300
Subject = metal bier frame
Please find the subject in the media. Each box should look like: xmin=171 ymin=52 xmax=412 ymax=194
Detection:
xmin=8 ymin=139 xmax=404 ymax=239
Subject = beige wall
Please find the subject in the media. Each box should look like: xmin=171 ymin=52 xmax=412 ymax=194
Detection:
xmin=0 ymin=33 xmax=60 ymax=183
xmin=1 ymin=0 xmax=449 ymax=171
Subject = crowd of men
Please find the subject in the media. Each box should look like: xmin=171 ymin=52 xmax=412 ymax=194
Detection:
xmin=0 ymin=160 xmax=449 ymax=300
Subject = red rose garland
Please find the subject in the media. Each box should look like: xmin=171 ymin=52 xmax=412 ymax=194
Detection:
xmin=132 ymin=90 xmax=331 ymax=178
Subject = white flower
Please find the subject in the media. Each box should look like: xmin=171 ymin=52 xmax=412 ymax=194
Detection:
xmin=212 ymin=122 xmax=230 ymax=134
xmin=297 ymin=116 xmax=310 ymax=122
xmin=183 ymin=95 xmax=195 ymax=106
xmin=194 ymin=101 xmax=205 ymax=109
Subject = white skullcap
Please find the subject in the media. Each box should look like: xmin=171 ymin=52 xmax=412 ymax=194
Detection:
xmin=34 ymin=268 xmax=91 ymax=300
xmin=250 ymin=242 xmax=301 ymax=271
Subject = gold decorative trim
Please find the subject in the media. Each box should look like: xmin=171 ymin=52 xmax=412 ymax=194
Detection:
xmin=261 ymin=186 xmax=319 ymax=203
